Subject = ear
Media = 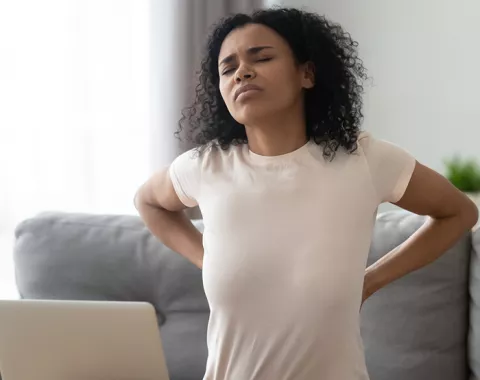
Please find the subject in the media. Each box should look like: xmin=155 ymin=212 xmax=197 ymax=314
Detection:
xmin=300 ymin=61 xmax=315 ymax=89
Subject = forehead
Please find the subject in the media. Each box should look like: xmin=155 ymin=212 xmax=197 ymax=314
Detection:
xmin=218 ymin=23 xmax=288 ymax=62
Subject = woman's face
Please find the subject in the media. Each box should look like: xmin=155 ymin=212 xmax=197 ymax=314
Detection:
xmin=218 ymin=23 xmax=314 ymax=126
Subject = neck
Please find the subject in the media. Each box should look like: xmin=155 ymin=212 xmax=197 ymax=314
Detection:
xmin=245 ymin=105 xmax=308 ymax=157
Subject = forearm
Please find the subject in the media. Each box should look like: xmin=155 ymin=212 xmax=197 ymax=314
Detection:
xmin=364 ymin=214 xmax=473 ymax=298
xmin=136 ymin=200 xmax=204 ymax=269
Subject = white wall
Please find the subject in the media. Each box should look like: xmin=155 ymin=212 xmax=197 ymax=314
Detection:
xmin=270 ymin=0 xmax=480 ymax=173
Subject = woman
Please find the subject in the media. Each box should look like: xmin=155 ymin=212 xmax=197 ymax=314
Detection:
xmin=135 ymin=8 xmax=477 ymax=380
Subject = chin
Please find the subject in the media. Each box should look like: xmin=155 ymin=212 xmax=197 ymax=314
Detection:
xmin=233 ymin=104 xmax=276 ymax=125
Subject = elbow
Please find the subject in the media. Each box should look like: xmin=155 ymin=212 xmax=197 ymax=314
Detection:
xmin=461 ymin=198 xmax=479 ymax=230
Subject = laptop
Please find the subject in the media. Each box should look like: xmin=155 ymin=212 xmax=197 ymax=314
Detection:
xmin=0 ymin=299 xmax=170 ymax=380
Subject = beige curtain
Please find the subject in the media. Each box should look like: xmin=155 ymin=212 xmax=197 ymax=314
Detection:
xmin=150 ymin=0 xmax=264 ymax=218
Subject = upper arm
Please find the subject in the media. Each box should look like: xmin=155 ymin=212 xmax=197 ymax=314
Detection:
xmin=136 ymin=148 xmax=202 ymax=212
xmin=136 ymin=167 xmax=187 ymax=212
xmin=394 ymin=161 xmax=478 ymax=223
xmin=360 ymin=132 xmax=477 ymax=224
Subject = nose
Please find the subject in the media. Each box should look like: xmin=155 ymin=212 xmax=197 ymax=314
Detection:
xmin=235 ymin=65 xmax=256 ymax=83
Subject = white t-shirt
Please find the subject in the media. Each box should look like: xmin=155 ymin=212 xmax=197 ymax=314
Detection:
xmin=169 ymin=132 xmax=416 ymax=380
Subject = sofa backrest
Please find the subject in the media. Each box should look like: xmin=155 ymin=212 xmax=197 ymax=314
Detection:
xmin=12 ymin=211 xmax=479 ymax=380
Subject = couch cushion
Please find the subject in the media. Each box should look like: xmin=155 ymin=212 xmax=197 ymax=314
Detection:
xmin=14 ymin=212 xmax=208 ymax=380
xmin=471 ymin=228 xmax=480 ymax=380
xmin=160 ymin=312 xmax=209 ymax=379
xmin=361 ymin=211 xmax=471 ymax=380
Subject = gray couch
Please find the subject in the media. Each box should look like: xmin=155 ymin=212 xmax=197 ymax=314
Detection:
xmin=9 ymin=211 xmax=480 ymax=380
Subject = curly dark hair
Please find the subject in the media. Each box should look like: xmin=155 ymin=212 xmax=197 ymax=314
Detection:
xmin=177 ymin=7 xmax=368 ymax=159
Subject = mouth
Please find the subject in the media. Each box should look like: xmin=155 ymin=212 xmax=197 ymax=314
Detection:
xmin=234 ymin=84 xmax=263 ymax=101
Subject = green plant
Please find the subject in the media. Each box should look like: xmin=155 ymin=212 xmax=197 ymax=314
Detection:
xmin=444 ymin=155 xmax=480 ymax=193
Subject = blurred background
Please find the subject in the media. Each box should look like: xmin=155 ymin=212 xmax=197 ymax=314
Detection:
xmin=0 ymin=0 xmax=479 ymax=299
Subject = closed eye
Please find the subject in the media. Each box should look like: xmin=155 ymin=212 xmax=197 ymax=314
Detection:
xmin=221 ymin=68 xmax=236 ymax=76
xmin=221 ymin=58 xmax=272 ymax=76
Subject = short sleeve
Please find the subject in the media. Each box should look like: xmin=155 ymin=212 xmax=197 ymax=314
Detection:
xmin=169 ymin=149 xmax=202 ymax=208
xmin=359 ymin=132 xmax=416 ymax=204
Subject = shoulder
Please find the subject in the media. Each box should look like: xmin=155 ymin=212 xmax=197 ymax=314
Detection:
xmin=356 ymin=130 xmax=410 ymax=160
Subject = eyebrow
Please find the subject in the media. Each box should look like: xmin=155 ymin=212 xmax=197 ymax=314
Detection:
xmin=219 ymin=46 xmax=274 ymax=66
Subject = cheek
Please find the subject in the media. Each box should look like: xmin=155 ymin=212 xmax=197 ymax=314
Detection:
xmin=219 ymin=81 xmax=234 ymax=110
xmin=263 ymin=65 xmax=302 ymax=101
xmin=268 ymin=79 xmax=301 ymax=105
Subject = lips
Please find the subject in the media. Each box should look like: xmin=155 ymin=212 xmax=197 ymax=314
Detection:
xmin=234 ymin=84 xmax=262 ymax=100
